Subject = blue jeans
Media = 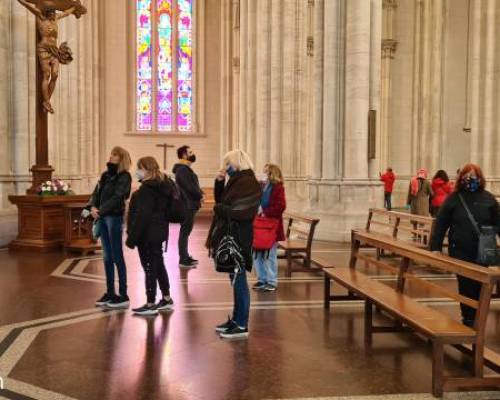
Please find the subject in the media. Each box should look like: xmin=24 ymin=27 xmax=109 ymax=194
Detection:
xmin=100 ymin=216 xmax=128 ymax=297
xmin=229 ymin=269 xmax=250 ymax=328
xmin=253 ymin=244 xmax=278 ymax=287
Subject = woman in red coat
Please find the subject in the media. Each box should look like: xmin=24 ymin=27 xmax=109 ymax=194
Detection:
xmin=253 ymin=164 xmax=286 ymax=291
xmin=431 ymin=169 xmax=453 ymax=217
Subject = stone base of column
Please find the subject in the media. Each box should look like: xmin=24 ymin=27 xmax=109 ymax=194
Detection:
xmin=286 ymin=179 xmax=384 ymax=242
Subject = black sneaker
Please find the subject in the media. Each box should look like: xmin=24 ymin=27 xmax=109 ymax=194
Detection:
xmin=252 ymin=281 xmax=266 ymax=290
xmin=105 ymin=295 xmax=130 ymax=309
xmin=263 ymin=284 xmax=277 ymax=292
xmin=95 ymin=293 xmax=114 ymax=307
xmin=156 ymin=298 xmax=174 ymax=312
xmin=179 ymin=259 xmax=197 ymax=269
xmin=215 ymin=317 xmax=236 ymax=333
xmin=132 ymin=303 xmax=158 ymax=316
xmin=188 ymin=256 xmax=199 ymax=265
xmin=219 ymin=325 xmax=249 ymax=339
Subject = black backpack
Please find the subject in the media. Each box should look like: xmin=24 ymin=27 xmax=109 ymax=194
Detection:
xmin=165 ymin=177 xmax=187 ymax=224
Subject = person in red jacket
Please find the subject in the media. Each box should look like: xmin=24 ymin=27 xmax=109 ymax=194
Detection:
xmin=431 ymin=169 xmax=453 ymax=217
xmin=379 ymin=168 xmax=396 ymax=210
xmin=253 ymin=163 xmax=286 ymax=292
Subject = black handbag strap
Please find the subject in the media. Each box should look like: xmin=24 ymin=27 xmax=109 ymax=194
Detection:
xmin=458 ymin=194 xmax=481 ymax=236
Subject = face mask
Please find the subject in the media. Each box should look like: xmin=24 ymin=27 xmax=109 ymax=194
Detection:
xmin=135 ymin=169 xmax=146 ymax=182
xmin=226 ymin=165 xmax=236 ymax=177
xmin=260 ymin=174 xmax=269 ymax=182
xmin=464 ymin=176 xmax=480 ymax=192
xmin=187 ymin=154 xmax=196 ymax=163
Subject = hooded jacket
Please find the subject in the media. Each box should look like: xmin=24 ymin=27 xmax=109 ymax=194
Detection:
xmin=172 ymin=162 xmax=203 ymax=211
xmin=126 ymin=177 xmax=173 ymax=248
xmin=431 ymin=178 xmax=453 ymax=208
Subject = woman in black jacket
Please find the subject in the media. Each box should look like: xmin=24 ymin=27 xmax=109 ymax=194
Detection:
xmin=88 ymin=146 xmax=132 ymax=309
xmin=431 ymin=163 xmax=500 ymax=326
xmin=126 ymin=157 xmax=174 ymax=317
xmin=206 ymin=150 xmax=262 ymax=339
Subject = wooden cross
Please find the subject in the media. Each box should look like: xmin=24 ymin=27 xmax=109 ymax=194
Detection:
xmin=156 ymin=143 xmax=175 ymax=171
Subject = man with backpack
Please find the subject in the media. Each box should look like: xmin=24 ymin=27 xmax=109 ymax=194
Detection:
xmin=173 ymin=145 xmax=204 ymax=268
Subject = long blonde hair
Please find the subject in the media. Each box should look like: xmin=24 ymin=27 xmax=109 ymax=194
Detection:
xmin=137 ymin=156 xmax=164 ymax=181
xmin=111 ymin=146 xmax=132 ymax=173
xmin=223 ymin=149 xmax=254 ymax=171
xmin=265 ymin=163 xmax=284 ymax=184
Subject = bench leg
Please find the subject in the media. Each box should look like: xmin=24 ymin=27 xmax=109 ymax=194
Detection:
xmin=432 ymin=341 xmax=444 ymax=398
xmin=473 ymin=343 xmax=485 ymax=378
xmin=364 ymin=300 xmax=373 ymax=347
xmin=286 ymin=251 xmax=292 ymax=278
xmin=324 ymin=275 xmax=331 ymax=310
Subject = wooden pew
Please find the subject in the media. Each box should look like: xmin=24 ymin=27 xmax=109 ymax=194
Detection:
xmin=323 ymin=230 xmax=500 ymax=398
xmin=366 ymin=208 xmax=435 ymax=252
xmin=277 ymin=213 xmax=320 ymax=277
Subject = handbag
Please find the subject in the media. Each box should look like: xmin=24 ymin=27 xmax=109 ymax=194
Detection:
xmin=253 ymin=216 xmax=279 ymax=251
xmin=92 ymin=219 xmax=103 ymax=240
xmin=458 ymin=194 xmax=498 ymax=266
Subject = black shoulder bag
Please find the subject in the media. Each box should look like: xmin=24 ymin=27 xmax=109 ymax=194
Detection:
xmin=214 ymin=194 xmax=261 ymax=282
xmin=458 ymin=194 xmax=498 ymax=266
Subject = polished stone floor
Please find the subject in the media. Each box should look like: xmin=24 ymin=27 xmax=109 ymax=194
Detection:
xmin=1 ymin=219 xmax=500 ymax=400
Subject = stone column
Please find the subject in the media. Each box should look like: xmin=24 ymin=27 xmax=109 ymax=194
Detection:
xmin=469 ymin=0 xmax=482 ymax=166
xmin=254 ymin=0 xmax=271 ymax=169
xmin=269 ymin=0 xmax=282 ymax=165
xmin=343 ymin=0 xmax=371 ymax=179
xmin=321 ymin=1 xmax=345 ymax=180
xmin=0 ymin=0 xmax=11 ymax=177
xmin=379 ymin=0 xmax=398 ymax=171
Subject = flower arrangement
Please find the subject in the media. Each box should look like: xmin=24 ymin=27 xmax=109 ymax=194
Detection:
xmin=37 ymin=179 xmax=74 ymax=196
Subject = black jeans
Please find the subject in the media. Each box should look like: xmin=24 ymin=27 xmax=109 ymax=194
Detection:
xmin=138 ymin=242 xmax=170 ymax=304
xmin=178 ymin=209 xmax=196 ymax=261
xmin=384 ymin=192 xmax=392 ymax=211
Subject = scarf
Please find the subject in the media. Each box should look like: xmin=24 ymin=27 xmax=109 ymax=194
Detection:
xmin=261 ymin=182 xmax=273 ymax=209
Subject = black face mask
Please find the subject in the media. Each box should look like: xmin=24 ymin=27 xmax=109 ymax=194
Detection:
xmin=187 ymin=154 xmax=196 ymax=163
xmin=106 ymin=162 xmax=118 ymax=175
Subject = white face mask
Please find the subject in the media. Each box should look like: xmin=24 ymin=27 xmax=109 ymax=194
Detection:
xmin=259 ymin=173 xmax=269 ymax=182
xmin=135 ymin=169 xmax=146 ymax=181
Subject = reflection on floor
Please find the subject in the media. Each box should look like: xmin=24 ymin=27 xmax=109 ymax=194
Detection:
xmin=0 ymin=218 xmax=500 ymax=400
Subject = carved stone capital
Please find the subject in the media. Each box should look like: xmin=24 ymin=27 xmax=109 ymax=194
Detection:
xmin=382 ymin=39 xmax=398 ymax=59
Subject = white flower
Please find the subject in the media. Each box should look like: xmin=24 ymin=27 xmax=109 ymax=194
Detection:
xmin=46 ymin=181 xmax=52 ymax=185
xmin=63 ymin=184 xmax=69 ymax=191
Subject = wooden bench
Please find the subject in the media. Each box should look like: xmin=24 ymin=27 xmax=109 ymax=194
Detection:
xmin=277 ymin=213 xmax=320 ymax=277
xmin=323 ymin=230 xmax=500 ymax=398
xmin=366 ymin=208 xmax=435 ymax=252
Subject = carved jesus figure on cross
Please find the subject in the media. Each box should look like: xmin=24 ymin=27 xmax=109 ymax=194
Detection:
xmin=17 ymin=0 xmax=87 ymax=114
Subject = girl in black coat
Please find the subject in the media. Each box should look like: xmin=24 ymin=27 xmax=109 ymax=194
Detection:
xmin=431 ymin=163 xmax=500 ymax=326
xmin=126 ymin=156 xmax=174 ymax=317
xmin=88 ymin=146 xmax=132 ymax=309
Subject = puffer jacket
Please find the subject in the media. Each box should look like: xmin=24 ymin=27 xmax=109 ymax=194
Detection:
xmin=126 ymin=177 xmax=173 ymax=247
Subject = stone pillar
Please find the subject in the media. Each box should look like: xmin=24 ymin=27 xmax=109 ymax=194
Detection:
xmin=321 ymin=0 xmax=344 ymax=180
xmin=379 ymin=0 xmax=398 ymax=171
xmin=269 ymin=0 xmax=282 ymax=165
xmin=343 ymin=0 xmax=371 ymax=179
xmin=469 ymin=0 xmax=482 ymax=166
xmin=0 ymin=0 xmax=11 ymax=178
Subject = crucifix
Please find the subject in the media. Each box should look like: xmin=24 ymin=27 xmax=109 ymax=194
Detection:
xmin=17 ymin=0 xmax=87 ymax=194
xmin=156 ymin=143 xmax=175 ymax=171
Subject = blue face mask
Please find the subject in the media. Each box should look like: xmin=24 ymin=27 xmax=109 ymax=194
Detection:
xmin=226 ymin=165 xmax=236 ymax=177
xmin=464 ymin=177 xmax=480 ymax=192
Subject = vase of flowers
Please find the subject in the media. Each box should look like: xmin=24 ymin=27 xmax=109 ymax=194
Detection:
xmin=37 ymin=179 xmax=74 ymax=196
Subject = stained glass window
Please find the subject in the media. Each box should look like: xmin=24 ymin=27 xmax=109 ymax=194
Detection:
xmin=136 ymin=0 xmax=194 ymax=132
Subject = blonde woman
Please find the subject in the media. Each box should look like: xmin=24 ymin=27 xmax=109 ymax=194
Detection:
xmin=206 ymin=150 xmax=262 ymax=339
xmin=126 ymin=157 xmax=174 ymax=316
xmin=87 ymin=146 xmax=132 ymax=309
xmin=253 ymin=164 xmax=286 ymax=291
